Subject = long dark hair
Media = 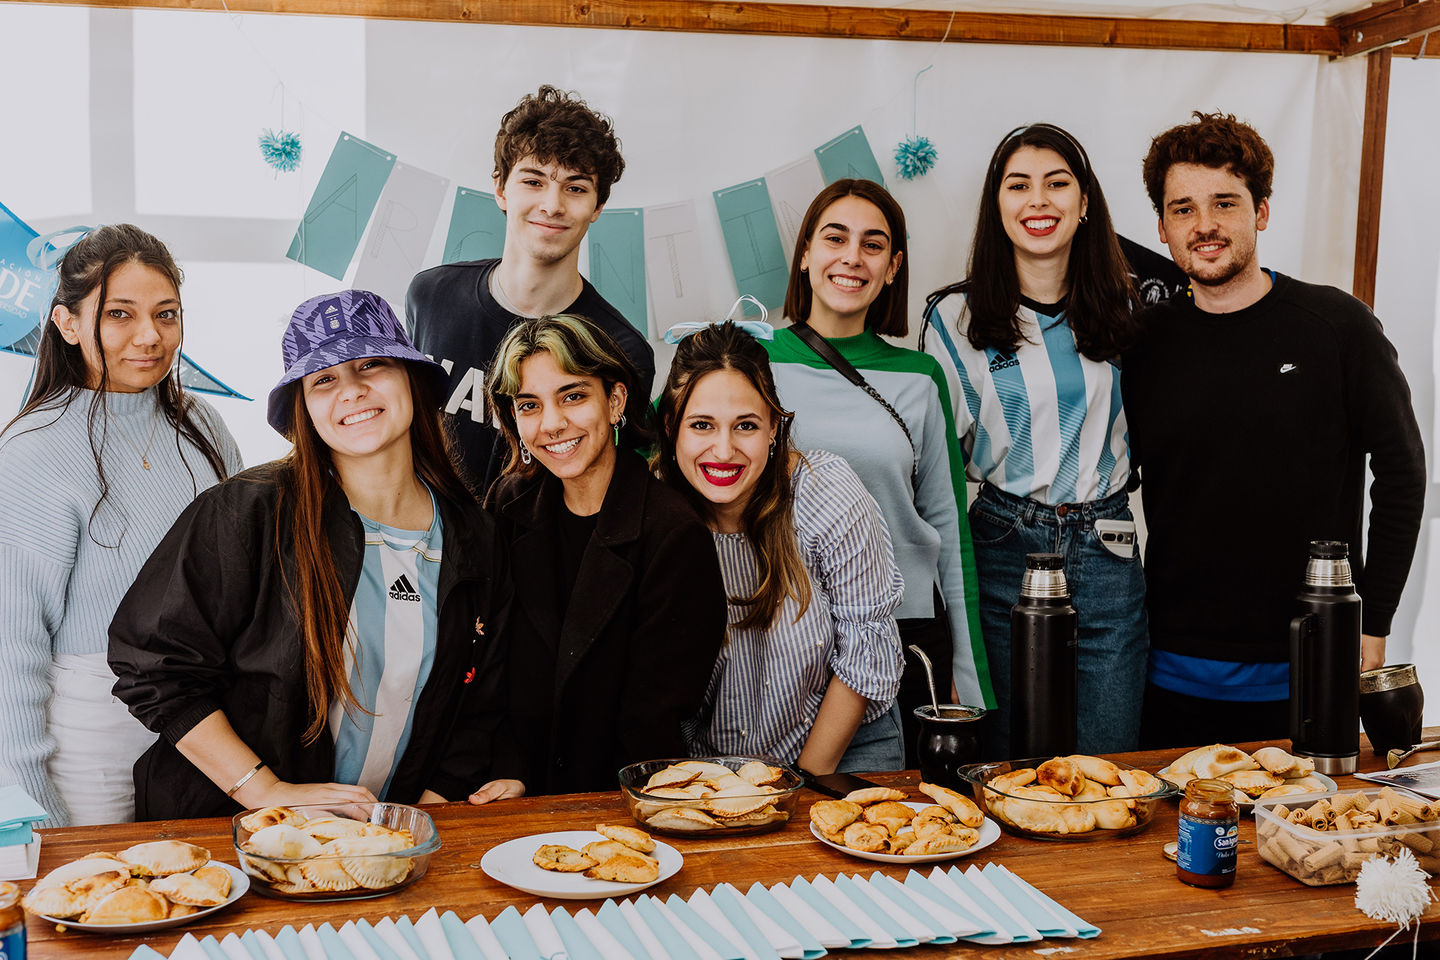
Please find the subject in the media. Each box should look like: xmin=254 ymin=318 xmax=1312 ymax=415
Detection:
xmin=653 ymin=321 xmax=811 ymax=631
xmin=485 ymin=313 xmax=650 ymax=481
xmin=783 ymin=179 xmax=910 ymax=338
xmin=937 ymin=123 xmax=1138 ymax=361
xmin=2 ymin=224 xmax=232 ymax=541
xmin=273 ymin=363 xmax=469 ymax=744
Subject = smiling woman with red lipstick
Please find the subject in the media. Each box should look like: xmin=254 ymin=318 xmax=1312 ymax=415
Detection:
xmin=484 ymin=313 xmax=725 ymax=795
xmin=920 ymin=123 xmax=1147 ymax=758
xmin=110 ymin=290 xmax=518 ymax=820
xmin=655 ymin=319 xmax=904 ymax=774
xmin=768 ymin=179 xmax=990 ymax=768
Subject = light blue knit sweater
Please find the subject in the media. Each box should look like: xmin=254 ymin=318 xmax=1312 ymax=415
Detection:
xmin=0 ymin=387 xmax=242 ymax=825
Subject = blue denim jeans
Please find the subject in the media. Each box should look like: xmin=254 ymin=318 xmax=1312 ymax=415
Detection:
xmin=836 ymin=701 xmax=904 ymax=774
xmin=969 ymin=484 xmax=1149 ymax=756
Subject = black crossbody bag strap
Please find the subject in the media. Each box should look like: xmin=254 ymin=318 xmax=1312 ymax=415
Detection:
xmin=789 ymin=322 xmax=918 ymax=486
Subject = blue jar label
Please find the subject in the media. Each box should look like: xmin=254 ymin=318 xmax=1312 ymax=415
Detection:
xmin=1177 ymin=813 xmax=1238 ymax=876
xmin=0 ymin=923 xmax=25 ymax=960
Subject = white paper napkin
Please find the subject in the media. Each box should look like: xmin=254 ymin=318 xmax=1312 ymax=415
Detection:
xmin=465 ymin=913 xmax=513 ymax=960
xmin=296 ymin=924 xmax=329 ymax=960
xmin=375 ymin=918 xmax=426 ymax=960
xmin=170 ymin=933 xmax=209 ymax=960
xmin=925 ymin=867 xmax=1009 ymax=944
xmin=686 ymin=888 xmax=774 ymax=960
xmin=843 ymin=876 xmax=926 ymax=945
xmin=597 ymin=900 xmax=652 ymax=960
xmin=650 ymin=896 xmax=722 ymax=960
xmin=333 ymin=921 xmax=383 ymax=960
xmin=808 ymin=876 xmax=896 ymax=949
xmin=962 ymin=866 xmax=1042 ymax=942
xmin=574 ymin=906 xmax=639 ymax=960
xmin=244 ymin=929 xmax=285 ymax=960
xmin=767 ymin=882 xmax=849 ymax=949
xmin=619 ymin=897 xmax=672 ymax=960
xmin=868 ymin=873 xmax=961 ymax=942
xmin=217 ymin=933 xmax=250 ymax=960
xmin=523 ymin=902 xmax=569 ymax=959
xmin=416 ymin=907 xmax=459 ymax=960
xmin=715 ymin=883 xmax=803 ymax=958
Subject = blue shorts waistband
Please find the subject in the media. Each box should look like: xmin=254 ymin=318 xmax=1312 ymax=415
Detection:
xmin=976 ymin=483 xmax=1132 ymax=526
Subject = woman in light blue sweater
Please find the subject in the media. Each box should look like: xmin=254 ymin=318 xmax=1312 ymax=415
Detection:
xmin=0 ymin=225 xmax=241 ymax=826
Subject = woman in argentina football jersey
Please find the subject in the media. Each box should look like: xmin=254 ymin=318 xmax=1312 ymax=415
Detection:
xmin=919 ymin=123 xmax=1148 ymax=756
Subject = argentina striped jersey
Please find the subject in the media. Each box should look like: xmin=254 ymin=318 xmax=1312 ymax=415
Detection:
xmin=685 ymin=450 xmax=905 ymax=765
xmin=922 ymin=293 xmax=1130 ymax=504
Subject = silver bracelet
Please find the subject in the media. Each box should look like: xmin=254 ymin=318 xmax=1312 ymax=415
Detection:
xmin=226 ymin=760 xmax=266 ymax=798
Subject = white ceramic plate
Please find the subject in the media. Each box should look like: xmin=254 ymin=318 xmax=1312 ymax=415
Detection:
xmin=480 ymin=830 xmax=682 ymax=900
xmin=36 ymin=861 xmax=249 ymax=934
xmin=809 ymin=801 xmax=1002 ymax=864
xmin=1158 ymin=767 xmax=1337 ymax=809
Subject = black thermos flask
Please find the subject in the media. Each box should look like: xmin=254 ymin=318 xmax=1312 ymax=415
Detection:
xmin=1290 ymin=540 xmax=1362 ymax=775
xmin=1011 ymin=553 xmax=1078 ymax=757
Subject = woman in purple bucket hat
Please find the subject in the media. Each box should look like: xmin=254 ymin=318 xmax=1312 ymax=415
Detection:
xmin=110 ymin=290 xmax=523 ymax=821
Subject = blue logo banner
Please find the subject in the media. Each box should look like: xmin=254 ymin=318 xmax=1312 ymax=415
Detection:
xmin=0 ymin=200 xmax=52 ymax=349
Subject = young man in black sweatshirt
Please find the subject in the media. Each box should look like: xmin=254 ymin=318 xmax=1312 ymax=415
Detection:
xmin=1123 ymin=112 xmax=1425 ymax=748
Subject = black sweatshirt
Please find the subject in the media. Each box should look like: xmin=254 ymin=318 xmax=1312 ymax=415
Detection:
xmin=1123 ymin=272 xmax=1425 ymax=664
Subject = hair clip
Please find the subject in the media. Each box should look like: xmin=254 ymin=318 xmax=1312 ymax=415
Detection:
xmin=26 ymin=225 xmax=96 ymax=271
xmin=662 ymin=296 xmax=776 ymax=344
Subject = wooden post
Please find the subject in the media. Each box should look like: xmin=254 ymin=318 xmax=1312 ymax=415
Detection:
xmin=1353 ymin=46 xmax=1392 ymax=308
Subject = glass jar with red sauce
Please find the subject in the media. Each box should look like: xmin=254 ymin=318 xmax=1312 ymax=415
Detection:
xmin=1177 ymin=778 xmax=1238 ymax=888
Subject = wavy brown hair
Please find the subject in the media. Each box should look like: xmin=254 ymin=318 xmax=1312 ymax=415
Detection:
xmin=1142 ymin=110 xmax=1275 ymax=214
xmin=492 ymin=85 xmax=625 ymax=206
xmin=3 ymin=224 xmax=231 ymax=543
xmin=932 ymin=123 xmax=1138 ymax=362
xmin=653 ymin=321 xmax=811 ymax=631
xmin=783 ymin=179 xmax=910 ymax=338
xmin=274 ymin=363 xmax=469 ymax=743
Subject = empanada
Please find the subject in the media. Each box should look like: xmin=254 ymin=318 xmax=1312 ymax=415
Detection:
xmin=842 ymin=821 xmax=890 ymax=853
xmin=533 ymin=844 xmax=596 ymax=873
xmin=1036 ymin=757 xmax=1085 ymax=796
xmin=809 ymin=799 xmax=864 ymax=835
xmin=918 ymin=782 xmax=984 ymax=827
xmin=844 ymin=786 xmax=907 ymax=805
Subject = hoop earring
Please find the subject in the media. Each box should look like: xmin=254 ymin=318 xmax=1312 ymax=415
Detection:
xmin=519 ymin=442 xmax=532 ymax=465
xmin=1080 ymin=214 xmax=1088 ymax=224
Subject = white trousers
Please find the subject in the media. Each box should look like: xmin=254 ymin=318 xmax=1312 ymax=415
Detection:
xmin=47 ymin=653 xmax=157 ymax=826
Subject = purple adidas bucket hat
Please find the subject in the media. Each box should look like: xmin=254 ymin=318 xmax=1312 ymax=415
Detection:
xmin=267 ymin=290 xmax=449 ymax=434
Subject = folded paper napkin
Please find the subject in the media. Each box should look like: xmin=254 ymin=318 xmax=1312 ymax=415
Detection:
xmin=126 ymin=864 xmax=1098 ymax=960
xmin=0 ymin=785 xmax=47 ymax=847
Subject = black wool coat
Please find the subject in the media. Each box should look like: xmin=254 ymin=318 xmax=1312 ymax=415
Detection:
xmin=488 ymin=450 xmax=727 ymax=795
xmin=108 ymin=463 xmax=512 ymax=820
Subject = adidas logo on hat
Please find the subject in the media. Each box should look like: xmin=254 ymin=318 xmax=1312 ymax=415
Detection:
xmin=389 ymin=574 xmax=421 ymax=603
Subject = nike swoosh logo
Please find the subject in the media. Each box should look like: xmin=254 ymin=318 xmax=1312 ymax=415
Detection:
xmin=1280 ymin=363 xmax=1297 ymax=374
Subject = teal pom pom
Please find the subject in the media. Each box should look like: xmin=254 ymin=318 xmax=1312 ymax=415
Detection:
xmin=894 ymin=134 xmax=937 ymax=181
xmin=258 ymin=129 xmax=302 ymax=173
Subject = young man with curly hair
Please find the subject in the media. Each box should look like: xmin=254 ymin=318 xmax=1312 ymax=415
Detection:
xmin=1123 ymin=112 xmax=1425 ymax=748
xmin=406 ymin=86 xmax=655 ymax=494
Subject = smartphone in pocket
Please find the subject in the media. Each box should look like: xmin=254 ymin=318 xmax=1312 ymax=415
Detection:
xmin=1093 ymin=518 xmax=1137 ymax=559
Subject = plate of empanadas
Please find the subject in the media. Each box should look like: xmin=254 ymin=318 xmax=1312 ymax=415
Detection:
xmin=808 ymin=783 xmax=1001 ymax=864
xmin=1158 ymin=744 xmax=1336 ymax=807
xmin=481 ymin=824 xmax=683 ymax=899
xmin=22 ymin=840 xmax=248 ymax=933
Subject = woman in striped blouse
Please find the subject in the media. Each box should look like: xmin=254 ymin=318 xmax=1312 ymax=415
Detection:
xmin=654 ymin=320 xmax=905 ymax=774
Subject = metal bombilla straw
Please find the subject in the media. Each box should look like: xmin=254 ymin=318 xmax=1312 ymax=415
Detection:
xmin=908 ymin=644 xmax=941 ymax=717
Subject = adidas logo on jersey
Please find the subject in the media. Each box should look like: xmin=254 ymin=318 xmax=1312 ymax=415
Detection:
xmin=989 ymin=352 xmax=1019 ymax=373
xmin=389 ymin=574 xmax=421 ymax=602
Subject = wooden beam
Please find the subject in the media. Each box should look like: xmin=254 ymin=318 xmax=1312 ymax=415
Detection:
xmin=16 ymin=0 xmax=1343 ymax=54
xmin=1336 ymin=0 xmax=1440 ymax=56
xmin=1353 ymin=46 xmax=1392 ymax=308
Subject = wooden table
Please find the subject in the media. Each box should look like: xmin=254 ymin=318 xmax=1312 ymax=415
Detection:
xmin=21 ymin=740 xmax=1440 ymax=958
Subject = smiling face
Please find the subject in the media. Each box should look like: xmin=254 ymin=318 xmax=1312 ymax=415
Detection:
xmin=494 ymin=155 xmax=603 ymax=268
xmin=513 ymin=349 xmax=626 ymax=497
xmin=1158 ymin=161 xmax=1269 ymax=290
xmin=674 ymin=367 xmax=778 ymax=533
xmin=52 ymin=260 xmax=182 ymax=393
xmin=998 ymin=145 xmax=1087 ymax=265
xmin=302 ymin=357 xmax=415 ymax=464
xmin=800 ymin=195 xmax=901 ymax=332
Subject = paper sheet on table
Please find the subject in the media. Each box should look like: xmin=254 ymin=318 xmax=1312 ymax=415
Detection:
xmin=241 ymin=929 xmax=278 ymax=960
xmin=271 ymin=926 xmax=307 ymax=960
xmin=650 ymin=895 xmax=723 ymax=960
xmin=415 ymin=908 xmax=456 ymax=960
xmin=992 ymin=864 xmax=1100 ymax=938
xmin=717 ymin=883 xmax=803 ymax=959
xmin=393 ymin=917 xmax=430 ymax=960
xmin=466 ymin=913 xmax=513 ymax=960
xmin=925 ymin=867 xmax=1010 ymax=944
xmin=962 ymin=866 xmax=1042 ymax=942
xmin=523 ymin=903 xmax=569 ymax=960
xmin=669 ymin=891 xmax=749 ymax=960
xmin=685 ymin=888 xmax=762 ymax=960
xmin=351 ymin=919 xmax=404 ymax=960
xmin=808 ymin=875 xmax=893 ymax=948
xmin=296 ymin=924 xmax=328 ymax=960
xmin=552 ymin=905 xmax=609 ymax=960
xmin=129 ymin=947 xmax=169 ymax=960
xmin=490 ymin=905 xmax=544 ymax=960
xmin=575 ymin=906 xmax=640 ymax=960
xmin=847 ymin=875 xmax=930 ymax=944
xmin=442 ymin=909 xmax=488 ymax=960
xmin=219 ymin=932 xmax=254 ymax=960
xmin=867 ymin=873 xmax=958 ymax=943
xmin=597 ymin=899 xmax=653 ymax=960
xmin=783 ymin=878 xmax=868 ymax=948
xmin=169 ymin=933 xmax=208 ymax=960
xmin=701 ymin=885 xmax=783 ymax=960
xmin=832 ymin=874 xmax=918 ymax=946
xmin=900 ymin=870 xmax=991 ymax=938
xmin=982 ymin=863 xmax=1075 ymax=937
xmin=196 ymin=935 xmax=227 ymax=960
xmin=620 ymin=897 xmax=676 ymax=960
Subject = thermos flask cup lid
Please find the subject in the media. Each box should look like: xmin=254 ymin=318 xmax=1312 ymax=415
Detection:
xmin=1025 ymin=553 xmax=1065 ymax=570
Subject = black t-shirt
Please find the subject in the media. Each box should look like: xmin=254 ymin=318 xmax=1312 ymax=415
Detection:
xmin=1119 ymin=235 xmax=1189 ymax=307
xmin=1123 ymin=272 xmax=1424 ymax=662
xmin=404 ymin=258 xmax=656 ymax=497
xmin=555 ymin=504 xmax=598 ymax=617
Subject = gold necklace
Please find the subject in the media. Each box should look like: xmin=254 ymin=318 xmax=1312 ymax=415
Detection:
xmin=120 ymin=412 xmax=162 ymax=470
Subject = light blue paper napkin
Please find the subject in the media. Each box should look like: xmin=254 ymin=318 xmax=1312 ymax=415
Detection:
xmin=353 ymin=919 xmax=405 ymax=960
xmin=317 ymin=923 xmax=351 ymax=960
xmin=991 ymin=865 xmax=1100 ymax=938
xmin=831 ymin=874 xmax=917 ymax=947
xmin=636 ymin=895 xmax=701 ymax=960
xmin=127 ymin=947 xmax=170 ymax=960
xmin=783 ymin=879 xmax=868 ymax=948
xmin=709 ymin=883 xmax=784 ymax=960
xmin=866 ymin=872 xmax=955 ymax=944
xmin=619 ymin=899 xmax=671 ymax=960
xmin=741 ymin=883 xmax=824 ymax=958
xmin=901 ymin=871 xmax=992 ymax=938
xmin=981 ymin=864 xmax=1073 ymax=937
xmin=573 ymin=907 xmax=639 ymax=960
xmin=273 ymin=927 xmax=308 ymax=960
xmin=0 ymin=785 xmax=46 ymax=831
xmin=490 ymin=905 xmax=545 ymax=960
xmin=953 ymin=866 xmax=1040 ymax=942
xmin=768 ymin=883 xmax=849 ymax=950
xmin=552 ymin=906 xmax=608 ymax=960
xmin=239 ymin=930 xmax=272 ymax=960
xmin=395 ymin=917 xmax=431 ymax=960
xmin=442 ymin=910 xmax=488 ymax=960
xmin=651 ymin=898 xmax=723 ymax=960
xmin=465 ymin=913 xmax=513 ymax=960
xmin=597 ymin=899 xmax=653 ymax=960
xmin=666 ymin=894 xmax=746 ymax=960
